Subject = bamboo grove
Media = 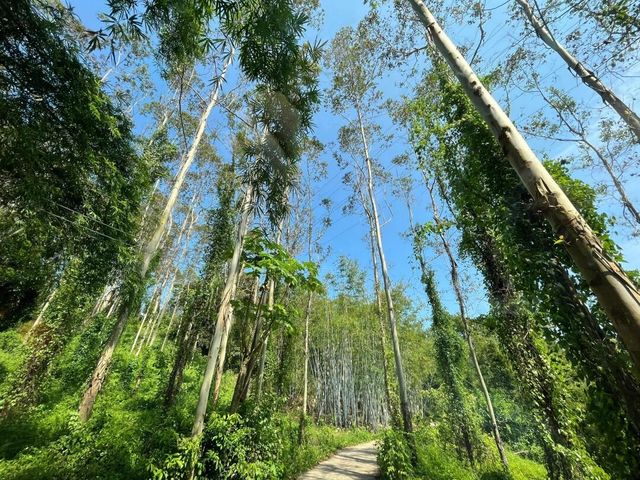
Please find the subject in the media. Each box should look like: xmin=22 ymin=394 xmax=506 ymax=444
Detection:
xmin=1 ymin=0 xmax=640 ymax=479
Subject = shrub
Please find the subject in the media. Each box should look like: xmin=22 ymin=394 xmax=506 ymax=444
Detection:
xmin=378 ymin=429 xmax=415 ymax=479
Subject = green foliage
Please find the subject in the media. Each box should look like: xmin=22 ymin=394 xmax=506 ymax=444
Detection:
xmin=0 ymin=0 xmax=150 ymax=329
xmin=378 ymin=430 xmax=414 ymax=479
xmin=421 ymin=268 xmax=484 ymax=464
xmin=150 ymin=395 xmax=375 ymax=480
xmin=200 ymin=402 xmax=285 ymax=479
xmin=403 ymin=63 xmax=638 ymax=478
xmin=379 ymin=425 xmax=548 ymax=480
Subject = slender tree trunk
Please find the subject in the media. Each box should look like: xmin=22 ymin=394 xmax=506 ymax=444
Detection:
xmin=515 ymin=0 xmax=640 ymax=142
xmin=191 ymin=183 xmax=253 ymax=436
xmin=298 ymin=292 xmax=313 ymax=444
xmin=408 ymin=0 xmax=640 ymax=371
xmin=148 ymin=208 xmax=199 ymax=348
xmin=365 ymin=210 xmax=394 ymax=423
xmin=424 ymin=184 xmax=509 ymax=470
xmin=255 ymin=336 xmax=269 ymax=399
xmin=211 ymin=305 xmax=235 ymax=404
xmin=78 ymin=55 xmax=233 ymax=422
xmin=356 ymin=105 xmax=413 ymax=433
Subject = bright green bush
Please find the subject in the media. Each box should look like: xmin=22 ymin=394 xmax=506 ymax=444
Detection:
xmin=378 ymin=429 xmax=415 ymax=480
xmin=200 ymin=402 xmax=285 ymax=479
xmin=378 ymin=425 xmax=549 ymax=480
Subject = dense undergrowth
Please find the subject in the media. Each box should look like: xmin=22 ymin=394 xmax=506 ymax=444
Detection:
xmin=378 ymin=426 xmax=546 ymax=480
xmin=0 ymin=325 xmax=373 ymax=480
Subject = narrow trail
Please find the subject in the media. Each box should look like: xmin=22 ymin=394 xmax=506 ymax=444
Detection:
xmin=298 ymin=441 xmax=379 ymax=479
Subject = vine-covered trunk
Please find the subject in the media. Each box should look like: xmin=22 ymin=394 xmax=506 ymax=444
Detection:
xmin=191 ymin=183 xmax=253 ymax=436
xmin=426 ymin=182 xmax=509 ymax=470
xmin=164 ymin=320 xmax=198 ymax=407
xmin=408 ymin=0 xmax=640 ymax=371
xmin=79 ymin=57 xmax=232 ymax=422
xmin=474 ymin=228 xmax=584 ymax=479
xmin=230 ymin=284 xmax=269 ymax=412
xmin=553 ymin=263 xmax=640 ymax=439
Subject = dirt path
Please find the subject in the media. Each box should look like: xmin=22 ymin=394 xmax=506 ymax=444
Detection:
xmin=298 ymin=441 xmax=379 ymax=479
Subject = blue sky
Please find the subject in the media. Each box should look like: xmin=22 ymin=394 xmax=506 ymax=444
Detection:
xmin=68 ymin=0 xmax=640 ymax=322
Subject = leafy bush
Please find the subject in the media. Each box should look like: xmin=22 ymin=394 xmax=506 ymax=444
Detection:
xmin=378 ymin=429 xmax=415 ymax=479
xmin=379 ymin=425 xmax=549 ymax=480
xmin=200 ymin=402 xmax=285 ymax=479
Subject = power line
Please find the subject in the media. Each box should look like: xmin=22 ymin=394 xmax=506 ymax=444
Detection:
xmin=53 ymin=201 xmax=133 ymax=237
xmin=41 ymin=208 xmax=134 ymax=245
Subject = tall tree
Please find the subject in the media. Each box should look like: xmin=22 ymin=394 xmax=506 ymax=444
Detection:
xmin=406 ymin=0 xmax=640 ymax=372
xmin=402 ymin=176 xmax=509 ymax=470
xmin=403 ymin=64 xmax=640 ymax=475
xmin=514 ymin=0 xmax=640 ymax=142
xmin=78 ymin=53 xmax=232 ymax=421
xmin=327 ymin=23 xmax=414 ymax=433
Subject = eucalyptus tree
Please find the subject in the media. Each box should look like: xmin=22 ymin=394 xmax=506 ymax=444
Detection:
xmin=564 ymin=0 xmax=640 ymax=66
xmin=407 ymin=207 xmax=482 ymax=465
xmin=405 ymin=64 xmax=640 ymax=476
xmin=406 ymin=0 xmax=640 ymax=373
xmin=513 ymin=0 xmax=640 ymax=142
xmin=78 ymin=51 xmax=232 ymax=422
xmin=164 ymin=165 xmax=237 ymax=408
xmin=327 ymin=23 xmax=413 ymax=433
xmin=399 ymin=174 xmax=509 ymax=470
xmin=309 ymin=258 xmax=395 ymax=429
xmin=190 ymin=5 xmax=321 ymax=435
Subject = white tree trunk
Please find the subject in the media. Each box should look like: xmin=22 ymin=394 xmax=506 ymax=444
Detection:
xmin=26 ymin=287 xmax=58 ymax=339
xmin=78 ymin=54 xmax=233 ymax=422
xmin=408 ymin=0 xmax=640 ymax=371
xmin=356 ymin=105 xmax=413 ymax=433
xmin=191 ymin=183 xmax=254 ymax=437
xmin=515 ymin=0 xmax=640 ymax=142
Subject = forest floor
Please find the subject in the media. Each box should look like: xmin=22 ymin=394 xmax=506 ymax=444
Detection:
xmin=298 ymin=441 xmax=379 ymax=479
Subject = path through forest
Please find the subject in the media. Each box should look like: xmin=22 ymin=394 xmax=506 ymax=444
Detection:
xmin=298 ymin=441 xmax=379 ymax=479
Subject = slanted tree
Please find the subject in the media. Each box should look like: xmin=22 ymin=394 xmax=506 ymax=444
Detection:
xmin=406 ymin=0 xmax=640 ymax=372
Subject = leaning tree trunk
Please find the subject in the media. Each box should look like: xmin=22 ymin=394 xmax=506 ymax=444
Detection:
xmin=408 ymin=0 xmax=640 ymax=371
xmin=26 ymin=286 xmax=58 ymax=339
xmin=78 ymin=54 xmax=233 ymax=422
xmin=356 ymin=105 xmax=413 ymax=433
xmin=425 ymin=183 xmax=509 ymax=470
xmin=191 ymin=183 xmax=254 ymax=437
xmin=515 ymin=0 xmax=640 ymax=142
